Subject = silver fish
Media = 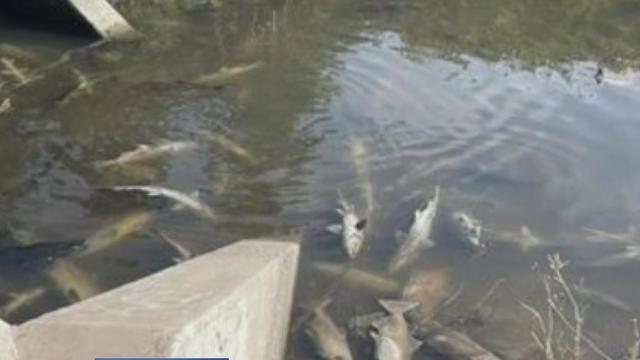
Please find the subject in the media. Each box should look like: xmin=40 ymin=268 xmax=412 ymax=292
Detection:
xmin=389 ymin=186 xmax=440 ymax=273
xmin=420 ymin=321 xmax=500 ymax=360
xmin=0 ymin=98 xmax=11 ymax=114
xmin=108 ymin=186 xmax=216 ymax=221
xmin=451 ymin=212 xmax=484 ymax=251
xmin=305 ymin=299 xmax=354 ymax=360
xmin=312 ymin=262 xmax=400 ymax=294
xmin=486 ymin=225 xmax=544 ymax=252
xmin=96 ymin=141 xmax=198 ymax=168
xmin=587 ymin=245 xmax=640 ymax=268
xmin=327 ymin=196 xmax=367 ymax=259
xmin=194 ymin=62 xmax=263 ymax=86
xmin=573 ymin=284 xmax=632 ymax=312
xmin=371 ymin=299 xmax=421 ymax=360
xmin=0 ymin=287 xmax=47 ymax=317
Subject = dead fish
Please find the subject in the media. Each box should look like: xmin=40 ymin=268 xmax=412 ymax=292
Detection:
xmin=312 ymin=262 xmax=400 ymax=294
xmin=157 ymin=231 xmax=192 ymax=263
xmin=350 ymin=137 xmax=375 ymax=216
xmin=1 ymin=57 xmax=29 ymax=85
xmin=371 ymin=299 xmax=422 ymax=360
xmin=487 ymin=225 xmax=543 ymax=252
xmin=585 ymin=245 xmax=640 ymax=268
xmin=389 ymin=186 xmax=440 ymax=273
xmin=403 ymin=267 xmax=450 ymax=323
xmin=305 ymin=298 xmax=353 ymax=360
xmin=194 ymin=62 xmax=263 ymax=86
xmin=573 ymin=284 xmax=632 ymax=312
xmin=582 ymin=226 xmax=639 ymax=245
xmin=79 ymin=210 xmax=153 ymax=257
xmin=0 ymin=98 xmax=11 ymax=114
xmin=107 ymin=186 xmax=216 ymax=221
xmin=0 ymin=287 xmax=47 ymax=317
xmin=205 ymin=133 xmax=256 ymax=163
xmin=47 ymin=259 xmax=100 ymax=301
xmin=419 ymin=321 xmax=500 ymax=360
xmin=326 ymin=195 xmax=367 ymax=259
xmin=451 ymin=212 xmax=484 ymax=251
xmin=95 ymin=141 xmax=199 ymax=168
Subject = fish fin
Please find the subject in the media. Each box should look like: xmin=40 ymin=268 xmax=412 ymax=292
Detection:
xmin=410 ymin=337 xmax=423 ymax=352
xmin=171 ymin=191 xmax=199 ymax=212
xmin=377 ymin=299 xmax=419 ymax=315
xmin=356 ymin=219 xmax=367 ymax=231
xmin=327 ymin=224 xmax=343 ymax=234
xmin=395 ymin=231 xmax=406 ymax=243
xmin=371 ymin=316 xmax=390 ymax=330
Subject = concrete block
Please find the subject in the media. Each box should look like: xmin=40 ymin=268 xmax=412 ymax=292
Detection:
xmin=14 ymin=239 xmax=299 ymax=360
xmin=67 ymin=0 xmax=136 ymax=39
xmin=0 ymin=319 xmax=17 ymax=360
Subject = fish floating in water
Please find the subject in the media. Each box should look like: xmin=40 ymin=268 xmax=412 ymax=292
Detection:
xmin=451 ymin=211 xmax=484 ymax=251
xmin=573 ymin=283 xmax=632 ymax=312
xmin=585 ymin=245 xmax=640 ymax=268
xmin=95 ymin=140 xmax=198 ymax=168
xmin=106 ymin=186 xmax=216 ymax=221
xmin=312 ymin=262 xmax=399 ymax=294
xmin=389 ymin=186 xmax=440 ymax=273
xmin=486 ymin=225 xmax=544 ymax=252
xmin=402 ymin=267 xmax=451 ymax=324
xmin=327 ymin=195 xmax=367 ymax=259
xmin=193 ymin=61 xmax=263 ymax=86
xmin=47 ymin=259 xmax=100 ymax=302
xmin=582 ymin=226 xmax=639 ymax=245
xmin=205 ymin=133 xmax=257 ymax=163
xmin=0 ymin=287 xmax=47 ymax=317
xmin=305 ymin=298 xmax=354 ymax=360
xmin=371 ymin=299 xmax=422 ymax=360
xmin=78 ymin=210 xmax=153 ymax=257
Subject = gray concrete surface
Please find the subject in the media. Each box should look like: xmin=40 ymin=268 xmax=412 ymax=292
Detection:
xmin=6 ymin=239 xmax=299 ymax=360
xmin=67 ymin=0 xmax=136 ymax=39
xmin=0 ymin=319 xmax=17 ymax=360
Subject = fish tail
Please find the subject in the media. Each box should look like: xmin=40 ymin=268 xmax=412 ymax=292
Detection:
xmin=377 ymin=299 xmax=419 ymax=315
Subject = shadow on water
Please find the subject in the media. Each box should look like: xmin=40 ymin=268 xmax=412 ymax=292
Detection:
xmin=1 ymin=0 xmax=640 ymax=358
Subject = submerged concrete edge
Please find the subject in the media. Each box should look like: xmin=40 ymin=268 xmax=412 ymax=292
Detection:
xmin=2 ymin=238 xmax=300 ymax=360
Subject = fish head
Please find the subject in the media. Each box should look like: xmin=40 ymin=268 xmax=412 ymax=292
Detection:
xmin=344 ymin=231 xmax=365 ymax=259
xmin=452 ymin=212 xmax=483 ymax=250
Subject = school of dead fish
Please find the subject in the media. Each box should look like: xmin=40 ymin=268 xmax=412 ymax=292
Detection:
xmin=0 ymin=47 xmax=638 ymax=359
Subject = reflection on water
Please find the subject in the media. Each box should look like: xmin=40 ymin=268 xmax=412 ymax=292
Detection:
xmin=2 ymin=0 xmax=640 ymax=358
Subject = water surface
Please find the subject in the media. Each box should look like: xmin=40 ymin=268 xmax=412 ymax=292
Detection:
xmin=1 ymin=0 xmax=640 ymax=358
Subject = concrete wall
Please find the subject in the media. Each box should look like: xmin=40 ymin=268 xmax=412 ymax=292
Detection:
xmin=1 ymin=239 xmax=299 ymax=360
xmin=0 ymin=319 xmax=17 ymax=360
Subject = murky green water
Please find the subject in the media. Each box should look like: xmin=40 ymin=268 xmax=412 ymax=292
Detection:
xmin=2 ymin=0 xmax=640 ymax=358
